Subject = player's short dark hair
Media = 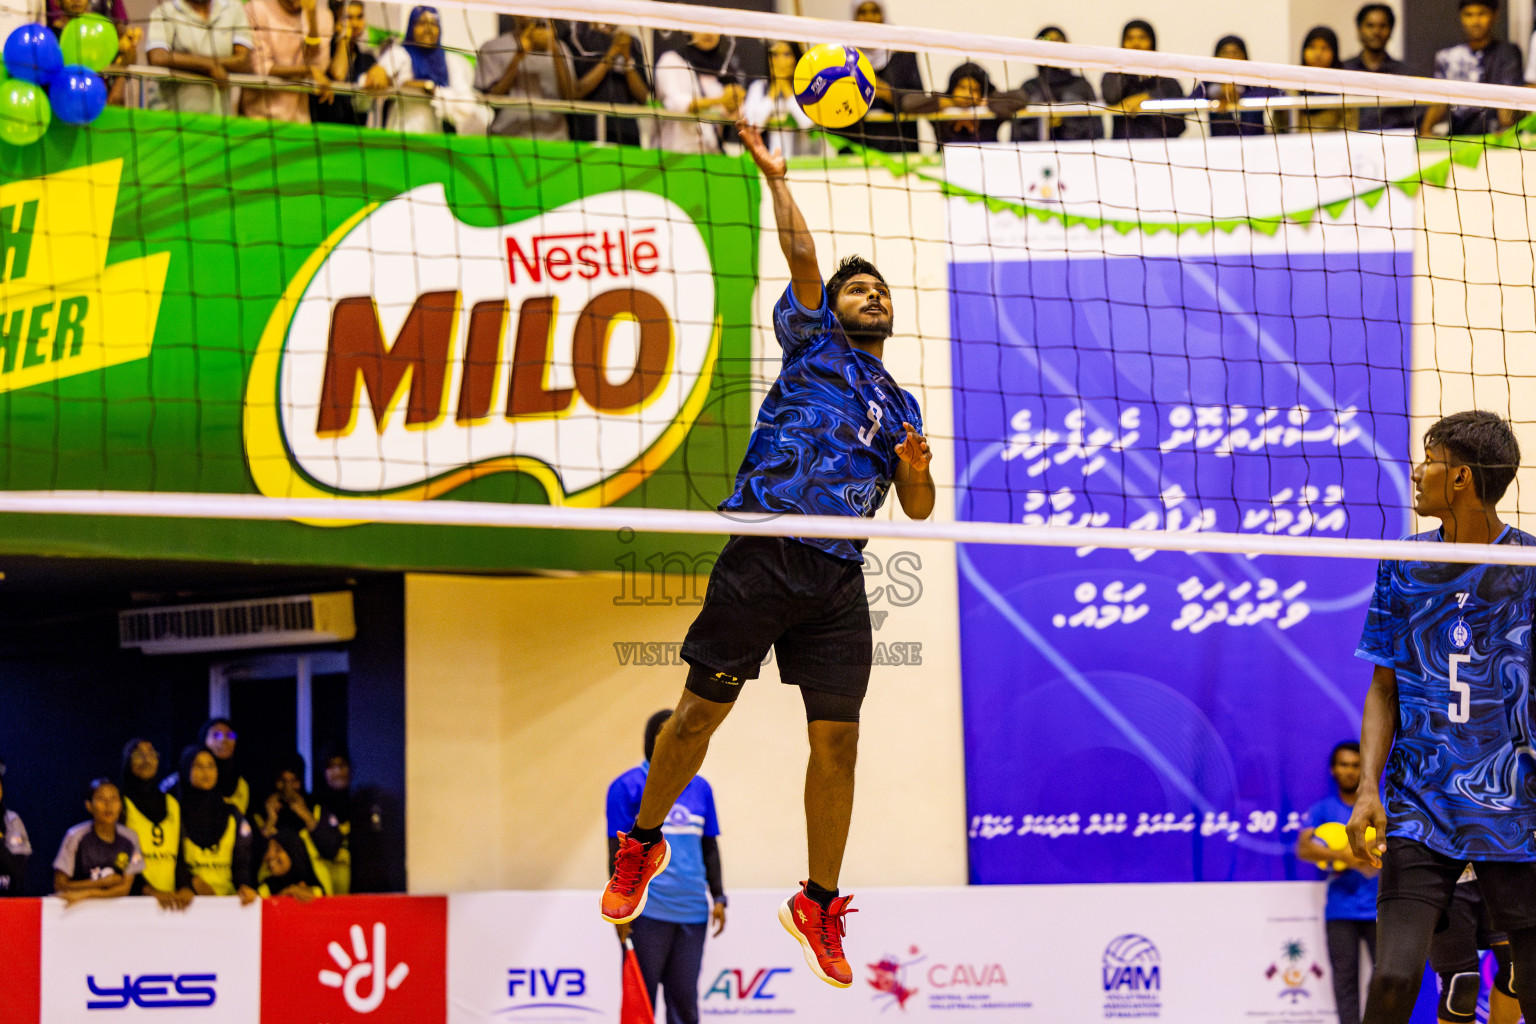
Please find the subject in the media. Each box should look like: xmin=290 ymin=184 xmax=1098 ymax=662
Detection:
xmin=1423 ymin=411 xmax=1521 ymax=506
xmin=826 ymin=255 xmax=888 ymax=305
xmin=1356 ymin=3 xmax=1394 ymax=28
xmin=1329 ymin=741 xmax=1360 ymax=766
xmin=643 ymin=709 xmax=673 ymax=762
xmin=1459 ymin=0 xmax=1496 ymax=10
xmin=85 ymin=776 xmax=117 ymax=802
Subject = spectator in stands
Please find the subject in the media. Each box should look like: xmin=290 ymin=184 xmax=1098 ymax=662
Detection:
xmin=1007 ymin=26 xmax=1103 ymax=142
xmin=1192 ymin=35 xmax=1282 ymax=136
xmin=1293 ymin=27 xmax=1345 ymax=132
xmin=253 ymin=752 xmax=340 ymax=894
xmin=1101 ymin=20 xmax=1186 ymax=140
xmin=49 ymin=0 xmax=139 ymax=106
xmin=930 ymin=63 xmax=1000 ymax=145
xmin=257 ymin=830 xmax=325 ymax=901
xmin=175 ymin=746 xmax=256 ymax=902
xmin=53 ymin=778 xmax=144 ymax=904
xmin=1343 ymin=4 xmax=1414 ymax=131
xmin=312 ymin=748 xmax=353 ymax=895
xmin=565 ymin=22 xmax=649 ymax=146
xmin=837 ymin=0 xmax=923 ymax=154
xmin=145 ymin=0 xmax=253 ymax=117
xmin=120 ymin=738 xmax=191 ymax=910
xmin=1422 ymin=0 xmax=1523 ymax=137
xmin=477 ymin=15 xmax=574 ymax=141
xmin=654 ymin=31 xmax=743 ymax=154
xmin=241 ymin=0 xmax=331 ymax=123
xmin=743 ymin=40 xmax=822 ymax=157
xmin=365 ymin=5 xmax=487 ymax=135
xmin=608 ymin=710 xmax=725 ymax=1024
xmin=0 ymin=756 xmax=31 ymax=897
xmin=202 ymin=717 xmax=252 ymax=814
xmin=312 ymin=0 xmax=373 ymax=125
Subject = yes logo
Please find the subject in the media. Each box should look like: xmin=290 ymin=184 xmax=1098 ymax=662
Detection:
xmin=318 ymin=923 xmax=410 ymax=1014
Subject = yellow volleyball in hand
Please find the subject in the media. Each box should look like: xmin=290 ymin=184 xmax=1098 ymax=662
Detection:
xmin=794 ymin=43 xmax=877 ymax=128
xmin=1312 ymin=821 xmax=1376 ymax=871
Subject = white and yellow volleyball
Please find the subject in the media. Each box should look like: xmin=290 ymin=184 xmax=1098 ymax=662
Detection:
xmin=794 ymin=43 xmax=877 ymax=129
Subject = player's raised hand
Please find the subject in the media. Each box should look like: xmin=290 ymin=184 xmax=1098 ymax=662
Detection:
xmin=1344 ymin=790 xmax=1386 ymax=868
xmin=896 ymin=422 xmax=931 ymax=472
xmin=737 ymin=118 xmax=786 ymax=180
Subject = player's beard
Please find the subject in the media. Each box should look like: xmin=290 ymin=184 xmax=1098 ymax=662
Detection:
xmin=837 ymin=308 xmax=893 ymax=345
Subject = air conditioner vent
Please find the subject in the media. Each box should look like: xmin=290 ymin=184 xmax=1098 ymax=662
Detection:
xmin=119 ymin=592 xmax=355 ymax=654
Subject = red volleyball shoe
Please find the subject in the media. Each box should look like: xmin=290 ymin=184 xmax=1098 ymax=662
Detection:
xmin=778 ymin=882 xmax=858 ymax=988
xmin=600 ymin=832 xmax=671 ymax=924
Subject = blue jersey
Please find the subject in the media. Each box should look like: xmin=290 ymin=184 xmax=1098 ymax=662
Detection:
xmin=1304 ymin=795 xmax=1378 ymax=920
xmin=718 ymin=285 xmax=924 ymax=564
xmin=606 ymin=765 xmax=719 ymax=924
xmin=1356 ymin=526 xmax=1536 ymax=861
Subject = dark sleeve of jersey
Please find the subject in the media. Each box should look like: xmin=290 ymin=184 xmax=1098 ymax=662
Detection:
xmin=1356 ymin=558 xmax=1398 ymax=667
xmin=701 ymin=834 xmax=724 ymax=901
xmin=308 ymin=818 xmax=344 ymax=862
xmin=774 ymin=284 xmax=835 ymax=362
xmin=232 ymin=819 xmax=255 ymax=889
xmin=1489 ymin=42 xmax=1525 ymax=86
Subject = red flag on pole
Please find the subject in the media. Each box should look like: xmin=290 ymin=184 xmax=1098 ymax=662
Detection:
xmin=621 ymin=936 xmax=656 ymax=1024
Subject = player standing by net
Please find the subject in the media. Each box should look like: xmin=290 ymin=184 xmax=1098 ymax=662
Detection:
xmin=1347 ymin=411 xmax=1536 ymax=1024
xmin=599 ymin=118 xmax=934 ymax=990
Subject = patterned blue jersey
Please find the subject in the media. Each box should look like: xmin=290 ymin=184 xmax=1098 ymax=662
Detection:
xmin=719 ymin=285 xmax=924 ymax=563
xmin=1356 ymin=526 xmax=1536 ymax=861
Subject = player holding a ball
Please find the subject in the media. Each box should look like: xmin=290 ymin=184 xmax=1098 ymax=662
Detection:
xmin=599 ymin=114 xmax=933 ymax=991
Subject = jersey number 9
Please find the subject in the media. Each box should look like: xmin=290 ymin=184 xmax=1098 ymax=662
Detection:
xmin=858 ymin=401 xmax=884 ymax=446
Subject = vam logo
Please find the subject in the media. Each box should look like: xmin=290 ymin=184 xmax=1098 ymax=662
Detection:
xmin=704 ymin=967 xmax=792 ymax=1001
xmin=318 ymin=922 xmax=410 ymax=1013
xmin=1101 ymin=934 xmax=1161 ymax=1020
xmin=86 ymin=973 xmax=217 ymax=1009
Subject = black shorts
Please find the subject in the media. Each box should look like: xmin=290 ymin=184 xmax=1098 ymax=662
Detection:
xmin=1430 ymin=880 xmax=1509 ymax=974
xmin=1380 ymin=837 xmax=1536 ymax=934
xmin=679 ymin=535 xmax=871 ymax=698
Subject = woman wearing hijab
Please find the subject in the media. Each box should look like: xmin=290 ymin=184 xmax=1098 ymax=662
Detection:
xmin=120 ymin=738 xmax=190 ymax=909
xmin=743 ymin=40 xmax=825 ymax=158
xmin=565 ymin=22 xmax=650 ymax=146
xmin=252 ymin=752 xmax=339 ymax=895
xmin=0 ymin=755 xmax=31 ymax=896
xmin=366 ymin=5 xmax=487 ymax=135
xmin=654 ymin=31 xmax=744 ymax=153
xmin=1293 ymin=27 xmax=1345 ymax=132
xmin=1101 ymin=20 xmax=1187 ymax=140
xmin=313 ymin=748 xmax=354 ymax=895
xmin=837 ymin=0 xmax=924 ymax=154
xmin=1191 ymin=35 xmax=1282 ymax=136
xmin=1009 ymin=26 xmax=1103 ymax=142
xmin=929 ymin=63 xmax=1001 ymax=146
xmin=257 ymin=830 xmax=325 ymax=901
xmin=175 ymin=746 xmax=256 ymax=902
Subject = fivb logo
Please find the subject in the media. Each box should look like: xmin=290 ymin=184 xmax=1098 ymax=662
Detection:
xmin=319 ymin=922 xmax=410 ymax=1014
xmin=246 ymin=186 xmax=719 ymax=507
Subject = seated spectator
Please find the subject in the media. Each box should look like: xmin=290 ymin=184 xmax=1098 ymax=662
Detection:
xmin=1343 ymin=4 xmax=1414 ymax=131
xmin=145 ymin=0 xmax=253 ymax=117
xmin=313 ymin=748 xmax=353 ymax=895
xmin=120 ymin=738 xmax=191 ymax=910
xmin=53 ymin=778 xmax=144 ymax=904
xmin=477 ymin=15 xmax=573 ymax=141
xmin=48 ymin=0 xmax=139 ymax=106
xmin=1192 ymin=36 xmax=1282 ymax=135
xmin=1294 ymin=27 xmax=1345 ymax=132
xmin=241 ymin=0 xmax=331 ymax=123
xmin=1101 ymin=20 xmax=1186 ymax=140
xmin=1006 ymin=26 xmax=1103 ymax=142
xmin=175 ymin=746 xmax=256 ymax=902
xmin=1422 ymin=0 xmax=1522 ymax=137
xmin=0 ymin=756 xmax=30 ymax=897
xmin=932 ymin=63 xmax=1000 ymax=145
xmin=837 ymin=0 xmax=923 ymax=154
xmin=654 ymin=31 xmax=743 ymax=153
xmin=365 ymin=5 xmax=486 ymax=135
xmin=743 ymin=40 xmax=822 ymax=157
xmin=312 ymin=0 xmax=374 ymax=124
xmin=256 ymin=831 xmax=324 ymax=901
xmin=565 ymin=22 xmax=649 ymax=146
xmin=253 ymin=753 xmax=339 ymax=894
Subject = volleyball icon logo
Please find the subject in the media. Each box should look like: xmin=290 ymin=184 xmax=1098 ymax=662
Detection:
xmin=794 ymin=43 xmax=876 ymax=128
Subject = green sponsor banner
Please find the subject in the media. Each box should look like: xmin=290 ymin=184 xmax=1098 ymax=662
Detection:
xmin=0 ymin=108 xmax=758 ymax=571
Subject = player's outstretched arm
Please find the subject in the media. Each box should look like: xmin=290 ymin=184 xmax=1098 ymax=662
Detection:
xmin=894 ymin=422 xmax=935 ymax=520
xmin=1346 ymin=663 xmax=1397 ymax=867
xmin=738 ymin=118 xmax=822 ymax=311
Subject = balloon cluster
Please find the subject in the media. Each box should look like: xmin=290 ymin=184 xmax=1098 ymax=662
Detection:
xmin=0 ymin=16 xmax=116 ymax=145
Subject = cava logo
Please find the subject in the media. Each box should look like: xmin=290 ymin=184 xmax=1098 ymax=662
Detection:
xmin=245 ymin=186 xmax=719 ymax=508
xmin=0 ymin=160 xmax=170 ymax=395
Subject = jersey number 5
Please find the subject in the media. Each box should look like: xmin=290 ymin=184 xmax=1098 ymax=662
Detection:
xmin=1448 ymin=653 xmax=1471 ymax=724
xmin=857 ymin=401 xmax=884 ymax=446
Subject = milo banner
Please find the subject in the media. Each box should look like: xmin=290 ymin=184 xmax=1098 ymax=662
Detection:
xmin=0 ymin=109 xmax=757 ymax=571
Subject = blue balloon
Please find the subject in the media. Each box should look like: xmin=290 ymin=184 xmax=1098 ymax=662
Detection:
xmin=4 ymin=24 xmax=64 ymax=86
xmin=49 ymin=65 xmax=105 ymax=124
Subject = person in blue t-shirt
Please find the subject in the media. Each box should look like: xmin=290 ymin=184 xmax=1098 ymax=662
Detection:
xmin=1347 ymin=411 xmax=1536 ymax=1024
xmin=608 ymin=710 xmax=725 ymax=1024
xmin=1297 ymin=741 xmax=1378 ymax=1024
xmin=600 ymin=117 xmax=934 ymax=993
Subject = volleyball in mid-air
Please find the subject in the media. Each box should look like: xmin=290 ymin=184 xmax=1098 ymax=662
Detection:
xmin=794 ymin=43 xmax=876 ymax=128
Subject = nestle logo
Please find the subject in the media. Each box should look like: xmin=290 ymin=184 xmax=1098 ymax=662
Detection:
xmin=506 ymin=228 xmax=659 ymax=285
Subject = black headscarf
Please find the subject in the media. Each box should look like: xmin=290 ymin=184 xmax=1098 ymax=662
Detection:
xmin=1214 ymin=35 xmax=1248 ymax=59
xmin=264 ymin=752 xmax=313 ymax=834
xmin=1122 ymin=19 xmax=1157 ymax=50
xmin=1300 ymin=26 xmax=1340 ymax=68
xmin=946 ymin=62 xmax=994 ymax=99
xmin=198 ymin=717 xmax=243 ymax=801
xmin=261 ymin=829 xmax=323 ymax=894
xmin=314 ymin=747 xmax=353 ymax=828
xmin=677 ymin=32 xmax=740 ymax=81
xmin=1034 ymin=26 xmax=1080 ymax=91
xmin=178 ymin=745 xmax=237 ymax=850
xmin=120 ymin=737 xmax=168 ymax=824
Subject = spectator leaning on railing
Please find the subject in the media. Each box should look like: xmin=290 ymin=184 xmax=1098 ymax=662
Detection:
xmin=476 ymin=15 xmax=573 ymax=141
xmin=1192 ymin=36 xmax=1282 ymax=136
xmin=256 ymin=829 xmax=325 ymax=901
xmin=1100 ymin=20 xmax=1186 ymax=140
xmin=312 ymin=748 xmax=354 ymax=895
xmin=175 ymin=746 xmax=256 ymax=903
xmin=654 ymin=31 xmax=743 ymax=154
xmin=1006 ymin=26 xmax=1103 ymax=143
xmin=366 ymin=5 xmax=487 ymax=135
xmin=743 ymin=39 xmax=822 ymax=158
xmin=564 ymin=21 xmax=649 ymax=146
xmin=241 ymin=0 xmax=332 ymax=123
xmin=0 ymin=756 xmax=31 ymax=897
xmin=1293 ymin=27 xmax=1345 ymax=133
xmin=145 ymin=0 xmax=253 ymax=116
xmin=1421 ymin=0 xmax=1523 ymax=137
xmin=1342 ymin=4 xmax=1414 ymax=132
xmin=312 ymin=0 xmax=372 ymax=125
xmin=53 ymin=777 xmax=145 ymax=905
xmin=837 ymin=0 xmax=922 ymax=154
xmin=252 ymin=752 xmax=339 ymax=895
xmin=120 ymin=738 xmax=192 ymax=910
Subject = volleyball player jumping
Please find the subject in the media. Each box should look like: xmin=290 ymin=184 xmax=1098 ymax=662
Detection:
xmin=599 ymin=119 xmax=935 ymax=989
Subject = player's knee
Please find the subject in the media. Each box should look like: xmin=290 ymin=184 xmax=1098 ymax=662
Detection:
xmin=809 ymin=721 xmax=859 ymax=769
xmin=1371 ymin=965 xmax=1423 ymax=1008
xmin=672 ymin=700 xmax=722 ymax=742
xmin=1437 ymin=971 xmax=1481 ymax=1023
xmin=1493 ymin=943 xmax=1515 ymax=998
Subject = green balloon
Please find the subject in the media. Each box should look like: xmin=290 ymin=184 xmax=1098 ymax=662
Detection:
xmin=61 ymin=14 xmax=119 ymax=73
xmin=0 ymin=81 xmax=50 ymax=146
